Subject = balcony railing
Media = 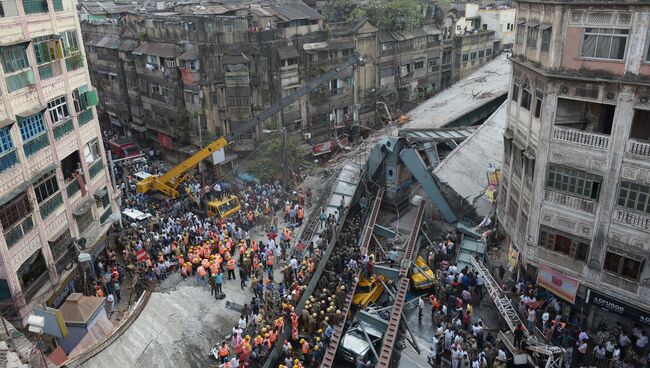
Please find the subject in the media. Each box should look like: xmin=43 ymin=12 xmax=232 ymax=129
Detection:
xmin=6 ymin=69 xmax=35 ymax=93
xmin=613 ymin=208 xmax=650 ymax=231
xmin=39 ymin=192 xmax=63 ymax=219
xmin=78 ymin=109 xmax=93 ymax=126
xmin=65 ymin=56 xmax=84 ymax=72
xmin=38 ymin=61 xmax=63 ymax=80
xmin=100 ymin=207 xmax=113 ymax=224
xmin=543 ymin=189 xmax=596 ymax=214
xmin=53 ymin=119 xmax=73 ymax=140
xmin=22 ymin=133 xmax=49 ymax=157
xmin=3 ymin=215 xmax=34 ymax=248
xmin=23 ymin=0 xmax=48 ymax=14
xmin=552 ymin=126 xmax=609 ymax=150
xmin=66 ymin=178 xmax=81 ymax=197
xmin=89 ymin=160 xmax=104 ymax=179
xmin=0 ymin=150 xmax=19 ymax=173
xmin=626 ymin=139 xmax=650 ymax=158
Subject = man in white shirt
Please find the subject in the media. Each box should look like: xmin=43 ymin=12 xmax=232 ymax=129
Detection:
xmin=636 ymin=330 xmax=648 ymax=353
xmin=541 ymin=310 xmax=550 ymax=333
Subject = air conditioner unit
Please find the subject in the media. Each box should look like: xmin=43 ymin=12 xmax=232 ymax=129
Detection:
xmin=303 ymin=133 xmax=311 ymax=140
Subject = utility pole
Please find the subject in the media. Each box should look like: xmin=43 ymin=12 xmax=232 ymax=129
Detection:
xmin=198 ymin=114 xmax=205 ymax=186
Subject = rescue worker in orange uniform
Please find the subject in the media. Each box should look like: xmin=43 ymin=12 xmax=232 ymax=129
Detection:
xmin=217 ymin=341 xmax=229 ymax=363
xmin=226 ymin=257 xmax=236 ymax=280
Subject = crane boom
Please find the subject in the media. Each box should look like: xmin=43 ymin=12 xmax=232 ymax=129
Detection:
xmin=136 ymin=53 xmax=364 ymax=198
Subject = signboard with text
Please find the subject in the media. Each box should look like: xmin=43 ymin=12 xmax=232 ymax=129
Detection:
xmin=536 ymin=263 xmax=580 ymax=304
xmin=586 ymin=289 xmax=650 ymax=328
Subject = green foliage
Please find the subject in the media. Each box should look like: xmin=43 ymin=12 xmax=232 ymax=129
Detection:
xmin=323 ymin=0 xmax=423 ymax=32
xmin=249 ymin=132 xmax=310 ymax=183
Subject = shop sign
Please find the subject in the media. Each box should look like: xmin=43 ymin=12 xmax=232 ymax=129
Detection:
xmin=536 ymin=263 xmax=579 ymax=304
xmin=586 ymin=289 xmax=650 ymax=328
xmin=158 ymin=132 xmax=172 ymax=149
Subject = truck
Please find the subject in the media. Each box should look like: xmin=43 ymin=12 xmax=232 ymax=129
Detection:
xmin=109 ymin=138 xmax=140 ymax=159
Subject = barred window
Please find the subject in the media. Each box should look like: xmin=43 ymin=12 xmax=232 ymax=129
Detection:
xmin=0 ymin=126 xmax=14 ymax=153
xmin=541 ymin=28 xmax=552 ymax=52
xmin=19 ymin=113 xmax=46 ymax=142
xmin=526 ymin=26 xmax=539 ymax=49
xmin=511 ymin=77 xmax=520 ymax=103
xmin=0 ymin=191 xmax=31 ymax=229
xmin=604 ymin=251 xmax=643 ymax=281
xmin=617 ymin=181 xmax=650 ymax=214
xmin=581 ymin=28 xmax=628 ymax=60
xmin=520 ymin=80 xmax=532 ymax=110
xmin=516 ymin=24 xmax=525 ymax=45
xmin=33 ymin=171 xmax=59 ymax=203
xmin=546 ymin=164 xmax=602 ymax=200
xmin=47 ymin=96 xmax=69 ymax=125
xmin=462 ymin=54 xmax=468 ymax=62
xmin=1 ymin=44 xmax=29 ymax=73
xmin=534 ymin=90 xmax=543 ymax=118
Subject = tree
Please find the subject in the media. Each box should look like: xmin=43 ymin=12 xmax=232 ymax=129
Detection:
xmin=248 ymin=131 xmax=312 ymax=184
xmin=323 ymin=0 xmax=423 ymax=32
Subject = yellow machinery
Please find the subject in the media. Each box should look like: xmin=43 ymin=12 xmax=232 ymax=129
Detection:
xmin=136 ymin=54 xmax=364 ymax=199
xmin=410 ymin=255 xmax=436 ymax=289
xmin=353 ymin=275 xmax=387 ymax=308
xmin=207 ymin=195 xmax=241 ymax=220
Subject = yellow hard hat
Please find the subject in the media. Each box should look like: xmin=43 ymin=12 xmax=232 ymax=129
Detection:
xmin=314 ymin=346 xmax=319 ymax=351
xmin=300 ymin=339 xmax=305 ymax=343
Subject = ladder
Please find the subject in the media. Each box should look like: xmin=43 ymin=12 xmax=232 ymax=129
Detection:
xmin=469 ymin=257 xmax=564 ymax=368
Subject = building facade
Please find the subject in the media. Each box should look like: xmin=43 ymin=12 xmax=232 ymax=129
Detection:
xmin=499 ymin=0 xmax=650 ymax=327
xmin=0 ymin=0 xmax=117 ymax=326
xmin=80 ymin=2 xmax=498 ymax=158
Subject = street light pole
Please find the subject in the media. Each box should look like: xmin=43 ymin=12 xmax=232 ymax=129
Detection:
xmin=282 ymin=127 xmax=288 ymax=190
xmin=197 ymin=114 xmax=205 ymax=186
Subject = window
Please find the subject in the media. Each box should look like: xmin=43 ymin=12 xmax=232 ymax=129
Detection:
xmin=47 ymin=96 xmax=69 ymax=125
xmin=516 ymin=24 xmax=525 ymax=45
xmin=0 ymin=126 xmax=14 ymax=154
xmin=470 ymin=52 xmax=477 ymax=60
xmin=59 ymin=30 xmax=79 ymax=56
xmin=83 ymin=138 xmax=101 ymax=164
xmin=462 ymin=54 xmax=468 ymax=62
xmin=534 ymin=91 xmax=543 ymax=118
xmin=646 ymin=32 xmax=650 ymax=62
xmin=150 ymin=84 xmax=161 ymax=95
xmin=541 ymin=27 xmax=552 ymax=52
xmin=507 ymin=23 xmax=514 ymax=31
xmin=147 ymin=55 xmax=158 ymax=65
xmin=380 ymin=67 xmax=394 ymax=78
xmin=184 ymin=90 xmax=200 ymax=105
xmin=486 ymin=48 xmax=492 ymax=56
xmin=479 ymin=50 xmax=485 ymax=58
xmin=581 ymin=28 xmax=628 ymax=60
xmin=19 ymin=113 xmax=46 ymax=142
xmin=227 ymin=97 xmax=250 ymax=106
xmin=511 ymin=78 xmax=520 ymax=103
xmin=428 ymin=58 xmax=439 ymax=68
xmin=49 ymin=229 xmax=72 ymax=261
xmin=187 ymin=59 xmax=200 ymax=71
xmin=0 ymin=191 xmax=31 ymax=230
xmin=546 ymin=164 xmax=602 ymax=200
xmin=0 ymin=0 xmax=20 ymax=17
xmin=33 ymin=171 xmax=59 ymax=203
xmin=526 ymin=26 xmax=539 ymax=49
xmin=538 ymin=226 xmax=590 ymax=261
xmin=414 ymin=61 xmax=424 ymax=70
xmin=617 ymin=181 xmax=650 ymax=214
xmin=1 ymin=44 xmax=29 ymax=73
xmin=33 ymin=38 xmax=62 ymax=65
xmin=604 ymin=251 xmax=643 ymax=281
xmin=520 ymin=80 xmax=531 ymax=110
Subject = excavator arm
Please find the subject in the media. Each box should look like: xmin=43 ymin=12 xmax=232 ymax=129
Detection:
xmin=137 ymin=53 xmax=364 ymax=198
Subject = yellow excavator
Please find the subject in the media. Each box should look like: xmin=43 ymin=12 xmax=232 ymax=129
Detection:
xmin=136 ymin=54 xmax=364 ymax=205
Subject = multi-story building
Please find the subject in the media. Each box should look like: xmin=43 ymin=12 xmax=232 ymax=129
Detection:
xmin=499 ymin=0 xmax=650 ymax=328
xmin=0 ymin=0 xmax=118 ymax=326
xmin=80 ymin=2 xmax=498 ymax=158
xmin=454 ymin=2 xmax=516 ymax=48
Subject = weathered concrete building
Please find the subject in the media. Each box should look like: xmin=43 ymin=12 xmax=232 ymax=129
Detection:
xmin=0 ymin=0 xmax=118 ymax=326
xmin=499 ymin=0 xmax=650 ymax=327
xmin=81 ymin=1 xmax=499 ymax=157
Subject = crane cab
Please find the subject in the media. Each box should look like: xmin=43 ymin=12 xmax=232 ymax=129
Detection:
xmin=207 ymin=195 xmax=241 ymax=220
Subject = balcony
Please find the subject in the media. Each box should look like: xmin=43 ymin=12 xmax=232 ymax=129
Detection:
xmin=3 ymin=215 xmax=34 ymax=248
xmin=39 ymin=192 xmax=63 ymax=219
xmin=99 ymin=207 xmax=113 ymax=224
xmin=38 ymin=61 xmax=63 ymax=81
xmin=552 ymin=126 xmax=609 ymax=150
xmin=77 ymin=109 xmax=93 ymax=126
xmin=0 ymin=150 xmax=19 ymax=173
xmin=22 ymin=0 xmax=48 ymax=14
xmin=53 ymin=119 xmax=74 ymax=140
xmin=612 ymin=208 xmax=650 ymax=231
xmin=601 ymin=272 xmax=638 ymax=294
xmin=5 ymin=69 xmax=35 ymax=93
xmin=22 ymin=133 xmax=49 ymax=157
xmin=89 ymin=159 xmax=104 ymax=179
xmin=65 ymin=55 xmax=84 ymax=72
xmin=626 ymin=139 xmax=650 ymax=158
xmin=66 ymin=179 xmax=81 ymax=197
xmin=544 ymin=189 xmax=596 ymax=214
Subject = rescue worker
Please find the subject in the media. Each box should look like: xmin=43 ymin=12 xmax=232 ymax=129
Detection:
xmin=218 ymin=341 xmax=229 ymax=363
xmin=227 ymin=256 xmax=236 ymax=280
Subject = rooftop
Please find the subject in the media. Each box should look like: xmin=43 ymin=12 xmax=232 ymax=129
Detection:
xmin=59 ymin=293 xmax=105 ymax=325
xmin=401 ymin=53 xmax=510 ymax=130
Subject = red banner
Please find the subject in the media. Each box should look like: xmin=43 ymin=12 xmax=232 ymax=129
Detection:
xmin=158 ymin=132 xmax=172 ymax=149
xmin=537 ymin=264 xmax=579 ymax=304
